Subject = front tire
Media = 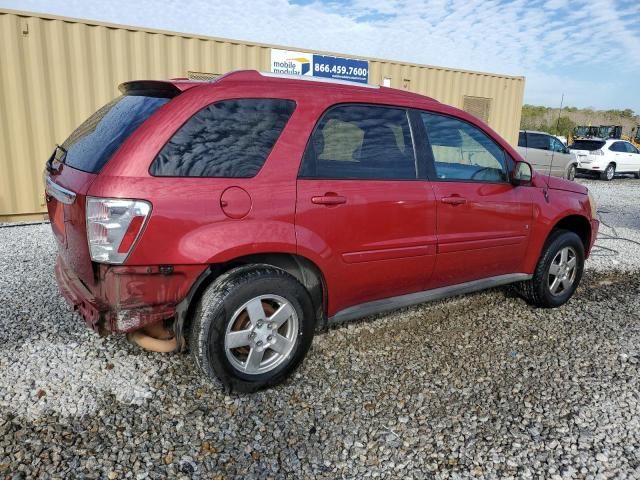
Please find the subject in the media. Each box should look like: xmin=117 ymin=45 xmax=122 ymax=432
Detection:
xmin=634 ymin=169 xmax=640 ymax=179
xmin=601 ymin=163 xmax=615 ymax=181
xmin=189 ymin=265 xmax=315 ymax=393
xmin=516 ymin=230 xmax=585 ymax=308
xmin=567 ymin=164 xmax=576 ymax=181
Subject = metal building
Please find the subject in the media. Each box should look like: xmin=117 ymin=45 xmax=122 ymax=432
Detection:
xmin=0 ymin=8 xmax=525 ymax=221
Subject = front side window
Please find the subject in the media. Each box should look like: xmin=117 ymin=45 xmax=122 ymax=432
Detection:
xmin=299 ymin=105 xmax=417 ymax=180
xmin=526 ymin=133 xmax=550 ymax=151
xmin=550 ymin=137 xmax=566 ymax=153
xmin=421 ymin=112 xmax=508 ymax=182
xmin=625 ymin=142 xmax=639 ymax=154
xmin=150 ymin=99 xmax=295 ymax=177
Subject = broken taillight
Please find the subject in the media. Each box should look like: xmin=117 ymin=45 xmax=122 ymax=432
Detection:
xmin=86 ymin=197 xmax=151 ymax=264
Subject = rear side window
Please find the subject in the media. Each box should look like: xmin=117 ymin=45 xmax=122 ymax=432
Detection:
xmin=526 ymin=133 xmax=550 ymax=150
xmin=150 ymin=99 xmax=295 ymax=177
xmin=569 ymin=140 xmax=606 ymax=151
xmin=610 ymin=142 xmax=627 ymax=152
xmin=299 ymin=105 xmax=417 ymax=180
xmin=62 ymin=95 xmax=170 ymax=173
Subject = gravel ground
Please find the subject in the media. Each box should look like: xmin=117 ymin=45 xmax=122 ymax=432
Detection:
xmin=1 ymin=179 xmax=639 ymax=479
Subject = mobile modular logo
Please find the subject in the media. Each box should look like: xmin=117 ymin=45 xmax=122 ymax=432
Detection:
xmin=270 ymin=49 xmax=311 ymax=76
xmin=270 ymin=48 xmax=369 ymax=84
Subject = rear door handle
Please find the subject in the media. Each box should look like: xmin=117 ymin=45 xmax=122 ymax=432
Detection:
xmin=311 ymin=193 xmax=347 ymax=206
xmin=441 ymin=196 xmax=466 ymax=205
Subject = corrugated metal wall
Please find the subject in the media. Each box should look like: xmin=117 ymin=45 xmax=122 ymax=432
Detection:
xmin=0 ymin=8 xmax=525 ymax=220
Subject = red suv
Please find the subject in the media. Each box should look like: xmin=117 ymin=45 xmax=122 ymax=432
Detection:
xmin=45 ymin=70 xmax=599 ymax=392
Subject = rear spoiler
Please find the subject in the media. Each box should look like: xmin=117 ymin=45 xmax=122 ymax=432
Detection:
xmin=118 ymin=80 xmax=183 ymax=98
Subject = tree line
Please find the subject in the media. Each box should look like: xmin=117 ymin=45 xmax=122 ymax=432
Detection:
xmin=520 ymin=105 xmax=639 ymax=138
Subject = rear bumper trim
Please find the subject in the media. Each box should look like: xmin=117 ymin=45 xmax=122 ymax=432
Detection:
xmin=54 ymin=256 xmax=205 ymax=334
xmin=45 ymin=176 xmax=76 ymax=205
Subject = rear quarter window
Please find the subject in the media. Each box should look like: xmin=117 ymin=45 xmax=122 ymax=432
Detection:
xmin=150 ymin=99 xmax=296 ymax=177
xmin=62 ymin=95 xmax=170 ymax=173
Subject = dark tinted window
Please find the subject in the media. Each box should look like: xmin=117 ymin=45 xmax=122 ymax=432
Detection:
xmin=421 ymin=112 xmax=508 ymax=182
xmin=62 ymin=95 xmax=169 ymax=173
xmin=299 ymin=105 xmax=416 ymax=180
xmin=526 ymin=133 xmax=550 ymax=150
xmin=610 ymin=142 xmax=627 ymax=152
xmin=569 ymin=140 xmax=606 ymax=151
xmin=151 ymin=99 xmax=295 ymax=177
xmin=624 ymin=142 xmax=639 ymax=154
xmin=518 ymin=131 xmax=526 ymax=147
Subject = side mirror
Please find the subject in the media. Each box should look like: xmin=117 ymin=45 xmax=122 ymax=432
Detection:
xmin=511 ymin=161 xmax=532 ymax=186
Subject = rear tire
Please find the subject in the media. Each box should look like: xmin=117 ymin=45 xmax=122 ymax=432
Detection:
xmin=600 ymin=163 xmax=615 ymax=181
xmin=188 ymin=265 xmax=315 ymax=393
xmin=516 ymin=229 xmax=584 ymax=308
xmin=634 ymin=169 xmax=640 ymax=179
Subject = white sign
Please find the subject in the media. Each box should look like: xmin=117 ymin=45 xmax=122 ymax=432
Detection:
xmin=270 ymin=49 xmax=313 ymax=76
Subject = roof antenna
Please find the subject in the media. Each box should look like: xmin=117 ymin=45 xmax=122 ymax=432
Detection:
xmin=544 ymin=93 xmax=564 ymax=202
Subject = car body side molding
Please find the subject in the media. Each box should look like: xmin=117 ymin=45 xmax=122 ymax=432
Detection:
xmin=328 ymin=273 xmax=532 ymax=325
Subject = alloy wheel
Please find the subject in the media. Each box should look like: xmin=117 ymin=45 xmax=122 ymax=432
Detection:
xmin=224 ymin=295 xmax=299 ymax=375
xmin=547 ymin=246 xmax=577 ymax=296
xmin=606 ymin=165 xmax=615 ymax=180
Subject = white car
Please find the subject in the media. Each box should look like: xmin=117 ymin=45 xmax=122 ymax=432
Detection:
xmin=571 ymin=138 xmax=640 ymax=180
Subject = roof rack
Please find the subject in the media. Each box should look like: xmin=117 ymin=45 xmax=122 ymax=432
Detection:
xmin=187 ymin=71 xmax=221 ymax=81
xmin=259 ymin=71 xmax=379 ymax=89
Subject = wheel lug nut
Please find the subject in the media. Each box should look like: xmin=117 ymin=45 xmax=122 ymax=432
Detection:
xmin=256 ymin=340 xmax=263 ymax=346
xmin=267 ymin=335 xmax=273 ymax=342
xmin=269 ymin=323 xmax=275 ymax=329
xmin=249 ymin=332 xmax=256 ymax=338
xmin=257 ymin=321 xmax=263 ymax=328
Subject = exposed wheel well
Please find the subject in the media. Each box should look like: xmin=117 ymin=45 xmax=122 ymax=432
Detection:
xmin=550 ymin=215 xmax=591 ymax=251
xmin=180 ymin=254 xmax=327 ymax=343
xmin=225 ymin=253 xmax=326 ymax=324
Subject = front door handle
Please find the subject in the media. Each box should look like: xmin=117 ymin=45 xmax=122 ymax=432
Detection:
xmin=311 ymin=193 xmax=347 ymax=206
xmin=441 ymin=196 xmax=466 ymax=205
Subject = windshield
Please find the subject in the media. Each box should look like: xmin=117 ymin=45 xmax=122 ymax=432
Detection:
xmin=61 ymin=95 xmax=170 ymax=173
xmin=569 ymin=140 xmax=606 ymax=151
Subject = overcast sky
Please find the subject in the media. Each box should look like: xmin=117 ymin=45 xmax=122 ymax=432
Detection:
xmin=3 ymin=0 xmax=639 ymax=111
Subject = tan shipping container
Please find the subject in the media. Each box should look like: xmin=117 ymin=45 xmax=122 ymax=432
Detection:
xmin=0 ymin=8 xmax=525 ymax=221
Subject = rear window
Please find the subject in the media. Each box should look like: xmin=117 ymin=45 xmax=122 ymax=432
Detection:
xmin=569 ymin=140 xmax=606 ymax=151
xmin=150 ymin=99 xmax=296 ymax=177
xmin=62 ymin=95 xmax=170 ymax=173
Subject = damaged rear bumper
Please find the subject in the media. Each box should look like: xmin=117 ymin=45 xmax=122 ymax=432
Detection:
xmin=54 ymin=255 xmax=206 ymax=335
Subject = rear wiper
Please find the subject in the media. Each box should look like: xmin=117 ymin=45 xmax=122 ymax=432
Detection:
xmin=46 ymin=144 xmax=67 ymax=173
